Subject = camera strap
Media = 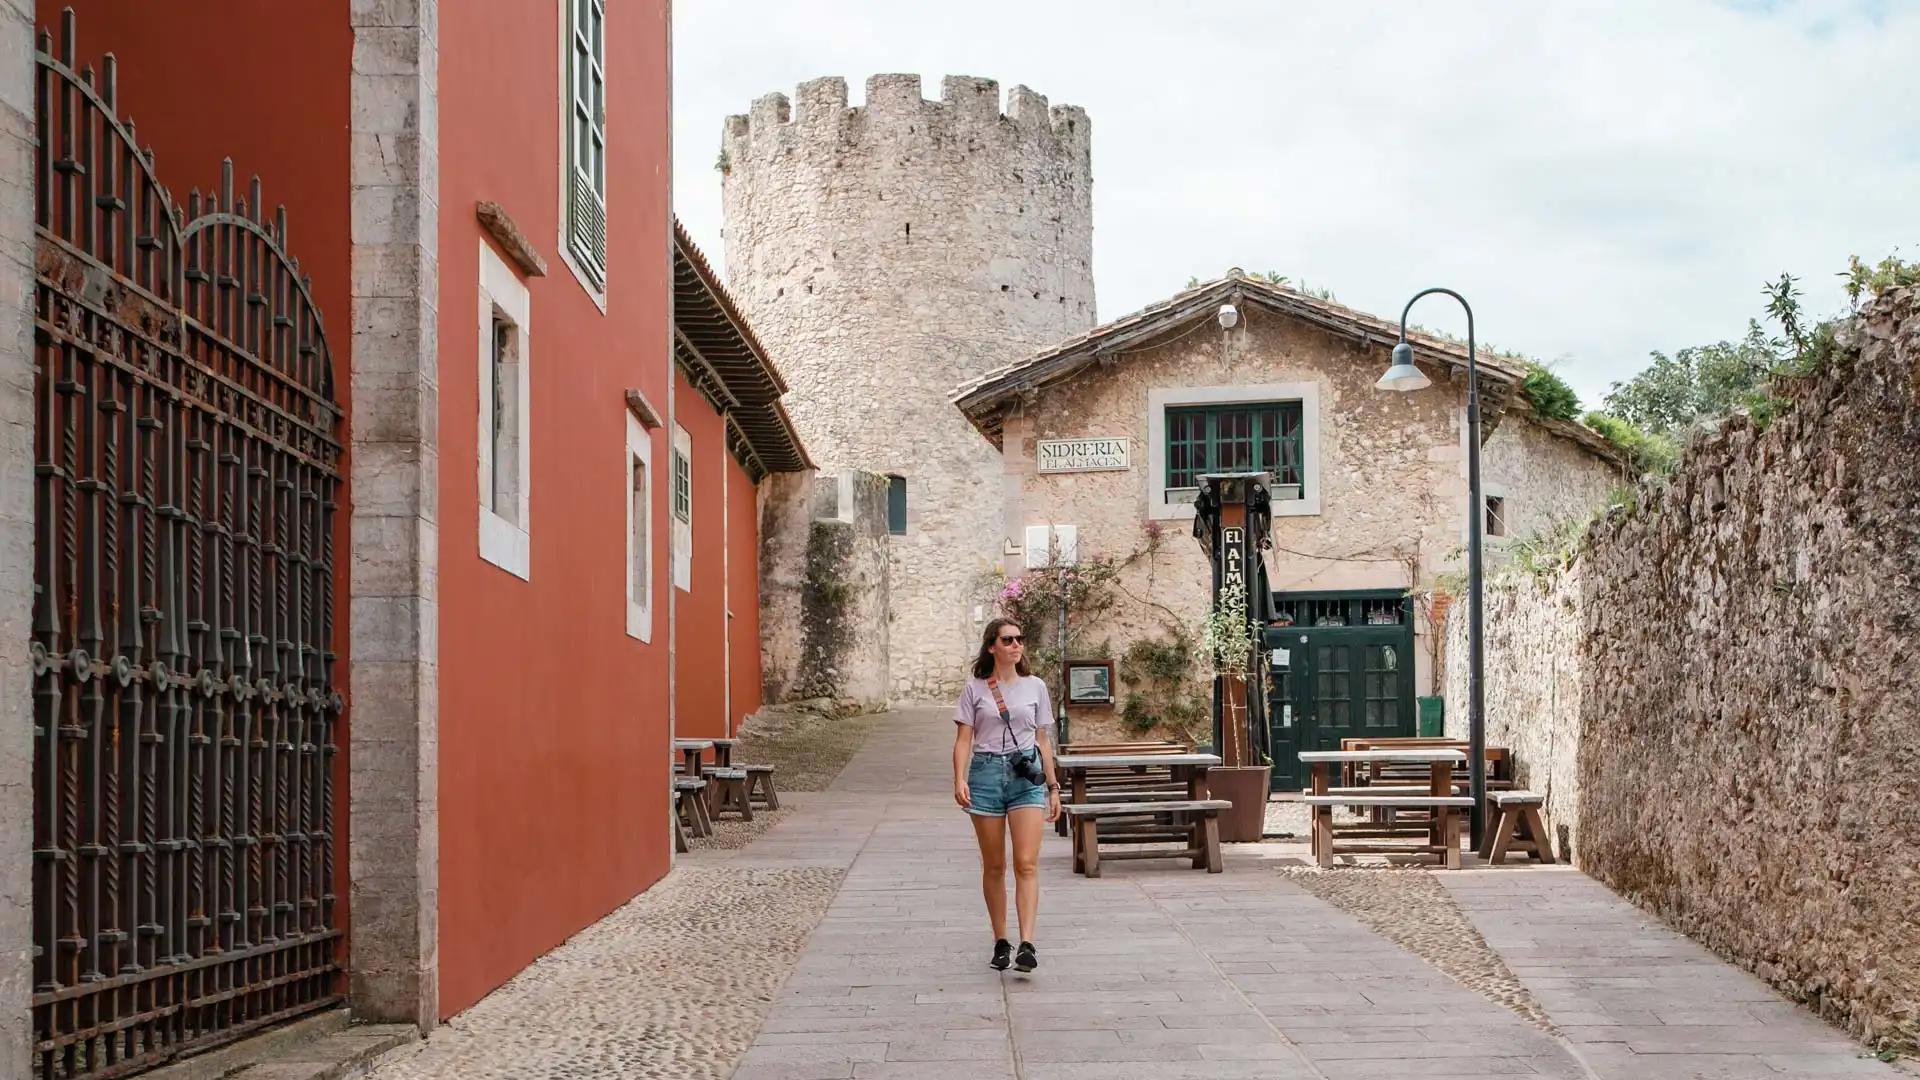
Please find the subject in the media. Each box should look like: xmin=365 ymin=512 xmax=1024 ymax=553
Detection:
xmin=986 ymin=677 xmax=1020 ymax=754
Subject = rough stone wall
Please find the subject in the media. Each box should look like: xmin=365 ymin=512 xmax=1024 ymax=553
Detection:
xmin=0 ymin=1 xmax=35 ymax=1072
xmin=1443 ymin=567 xmax=1587 ymax=861
xmin=758 ymin=470 xmax=891 ymax=711
xmin=721 ymin=74 xmax=1096 ymax=702
xmin=1452 ymin=287 xmax=1920 ymax=1051
xmin=1483 ymin=414 xmax=1627 ymax=543
xmin=1002 ymin=307 xmax=1567 ymax=714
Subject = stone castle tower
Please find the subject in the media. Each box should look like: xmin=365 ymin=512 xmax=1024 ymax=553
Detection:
xmin=722 ymin=74 xmax=1096 ymax=701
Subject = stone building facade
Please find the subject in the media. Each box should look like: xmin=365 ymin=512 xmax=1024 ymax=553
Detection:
xmin=1446 ymin=286 xmax=1919 ymax=1052
xmin=955 ymin=273 xmax=1624 ymax=748
xmin=720 ymin=74 xmax=1096 ymax=702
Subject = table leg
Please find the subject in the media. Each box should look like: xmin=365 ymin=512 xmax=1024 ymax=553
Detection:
xmin=1186 ymin=765 xmax=1210 ymax=801
xmin=1428 ymin=761 xmax=1447 ymax=849
xmin=1063 ymin=769 xmax=1086 ymax=843
xmin=1311 ymin=763 xmax=1330 ymax=865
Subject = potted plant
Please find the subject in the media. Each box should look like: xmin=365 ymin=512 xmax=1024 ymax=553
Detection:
xmin=1201 ymin=579 xmax=1271 ymax=842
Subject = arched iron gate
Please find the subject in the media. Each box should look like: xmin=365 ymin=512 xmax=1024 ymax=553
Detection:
xmin=30 ymin=13 xmax=345 ymax=1077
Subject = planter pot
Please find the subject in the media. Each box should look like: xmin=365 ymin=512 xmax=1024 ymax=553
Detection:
xmin=1417 ymin=695 xmax=1445 ymax=737
xmin=1208 ymin=765 xmax=1272 ymax=843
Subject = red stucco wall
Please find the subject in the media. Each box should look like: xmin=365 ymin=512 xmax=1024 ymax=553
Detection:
xmin=672 ymin=368 xmax=729 ymax=741
xmin=41 ymin=0 xmax=358 ymax=967
xmin=727 ymin=457 xmax=764 ymax=730
xmin=435 ymin=0 xmax=673 ymax=1017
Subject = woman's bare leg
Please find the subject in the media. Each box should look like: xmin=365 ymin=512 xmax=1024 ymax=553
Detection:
xmin=970 ymin=813 xmax=1009 ymax=940
xmin=1008 ymin=807 xmax=1045 ymax=942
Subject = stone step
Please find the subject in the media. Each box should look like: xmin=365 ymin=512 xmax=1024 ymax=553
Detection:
xmin=142 ymin=1009 xmax=416 ymax=1080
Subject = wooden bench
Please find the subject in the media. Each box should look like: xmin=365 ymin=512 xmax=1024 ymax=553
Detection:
xmin=1052 ymin=745 xmax=1196 ymax=836
xmin=1065 ymin=799 xmax=1230 ymax=878
xmin=1304 ymin=794 xmax=1474 ymax=869
xmin=674 ymin=776 xmax=712 ymax=839
xmin=741 ymin=763 xmax=780 ymax=810
xmin=1481 ymin=791 xmax=1555 ymax=864
xmin=701 ymin=766 xmax=753 ymax=821
xmin=672 ymin=792 xmax=690 ymax=853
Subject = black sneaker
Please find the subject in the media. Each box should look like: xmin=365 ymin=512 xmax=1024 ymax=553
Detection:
xmin=989 ymin=938 xmax=1012 ymax=971
xmin=1014 ymin=941 xmax=1038 ymax=973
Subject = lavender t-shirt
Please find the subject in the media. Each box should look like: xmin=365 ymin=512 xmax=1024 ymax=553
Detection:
xmin=954 ymin=675 xmax=1055 ymax=754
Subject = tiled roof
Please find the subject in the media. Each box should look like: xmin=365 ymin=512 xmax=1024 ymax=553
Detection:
xmin=672 ymin=220 xmax=812 ymax=478
xmin=952 ymin=270 xmax=1621 ymax=463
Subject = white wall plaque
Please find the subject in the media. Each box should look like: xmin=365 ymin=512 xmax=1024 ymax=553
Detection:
xmin=1037 ymin=437 xmax=1131 ymax=474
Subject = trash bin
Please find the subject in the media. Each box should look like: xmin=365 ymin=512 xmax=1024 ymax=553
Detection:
xmin=1417 ymin=696 xmax=1445 ymax=737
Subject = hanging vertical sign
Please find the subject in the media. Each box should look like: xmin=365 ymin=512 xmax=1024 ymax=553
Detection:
xmin=1221 ymin=525 xmax=1245 ymax=596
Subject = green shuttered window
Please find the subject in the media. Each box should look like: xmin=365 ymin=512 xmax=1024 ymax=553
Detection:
xmin=566 ymin=0 xmax=607 ymax=286
xmin=1164 ymin=401 xmax=1304 ymax=497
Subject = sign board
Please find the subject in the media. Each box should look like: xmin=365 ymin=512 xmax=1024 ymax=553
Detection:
xmin=1037 ymin=437 xmax=1130 ymax=474
xmin=1221 ymin=525 xmax=1245 ymax=594
xmin=1066 ymin=660 xmax=1115 ymax=705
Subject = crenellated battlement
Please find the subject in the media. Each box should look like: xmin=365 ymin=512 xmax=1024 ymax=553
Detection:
xmin=717 ymin=70 xmax=1096 ymax=703
xmin=721 ymin=73 xmax=1091 ymax=167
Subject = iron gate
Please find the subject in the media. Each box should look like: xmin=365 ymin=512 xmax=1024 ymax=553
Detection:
xmin=30 ymin=13 xmax=345 ymax=1078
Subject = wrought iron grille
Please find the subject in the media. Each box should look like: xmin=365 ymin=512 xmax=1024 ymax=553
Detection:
xmin=30 ymin=12 xmax=345 ymax=1078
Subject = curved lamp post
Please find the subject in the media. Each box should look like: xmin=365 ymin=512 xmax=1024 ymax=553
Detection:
xmin=1377 ymin=288 xmax=1485 ymax=850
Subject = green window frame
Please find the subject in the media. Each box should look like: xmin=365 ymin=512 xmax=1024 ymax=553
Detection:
xmin=566 ymin=0 xmax=607 ymax=286
xmin=1164 ymin=401 xmax=1304 ymax=496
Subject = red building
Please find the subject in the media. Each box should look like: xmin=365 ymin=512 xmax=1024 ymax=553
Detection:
xmin=1 ymin=3 xmax=805 ymax=1075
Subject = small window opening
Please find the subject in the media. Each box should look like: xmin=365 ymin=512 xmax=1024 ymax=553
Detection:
xmin=886 ymin=475 xmax=907 ymax=536
xmin=1485 ymin=496 xmax=1507 ymax=538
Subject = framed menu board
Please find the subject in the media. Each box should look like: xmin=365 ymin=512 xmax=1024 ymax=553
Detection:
xmin=1066 ymin=659 xmax=1116 ymax=706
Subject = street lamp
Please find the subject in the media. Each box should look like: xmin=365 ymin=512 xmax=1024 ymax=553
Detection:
xmin=1377 ymin=288 xmax=1486 ymax=850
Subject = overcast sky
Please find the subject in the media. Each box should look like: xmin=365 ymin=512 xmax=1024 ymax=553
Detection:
xmin=672 ymin=0 xmax=1917 ymax=408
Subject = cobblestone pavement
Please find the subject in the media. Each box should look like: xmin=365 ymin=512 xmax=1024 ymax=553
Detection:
xmin=1281 ymin=865 xmax=1558 ymax=1032
xmin=369 ymin=711 xmax=1902 ymax=1080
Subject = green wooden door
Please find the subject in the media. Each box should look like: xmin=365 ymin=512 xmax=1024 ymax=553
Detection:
xmin=1266 ymin=592 xmax=1416 ymax=790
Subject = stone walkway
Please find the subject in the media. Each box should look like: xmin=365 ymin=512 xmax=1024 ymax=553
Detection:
xmin=368 ymin=709 xmax=1903 ymax=1080
xmin=736 ymin=709 xmax=1898 ymax=1080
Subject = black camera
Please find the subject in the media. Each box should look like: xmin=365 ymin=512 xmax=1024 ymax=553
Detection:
xmin=1010 ymin=749 xmax=1046 ymax=786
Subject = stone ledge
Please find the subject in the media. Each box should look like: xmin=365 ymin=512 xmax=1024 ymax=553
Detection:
xmin=141 ymin=1010 xmax=416 ymax=1080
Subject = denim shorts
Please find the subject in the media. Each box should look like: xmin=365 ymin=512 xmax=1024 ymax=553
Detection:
xmin=966 ymin=750 xmax=1048 ymax=817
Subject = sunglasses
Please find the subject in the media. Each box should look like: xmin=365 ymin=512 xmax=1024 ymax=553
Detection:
xmin=998 ymin=634 xmax=1026 ymax=645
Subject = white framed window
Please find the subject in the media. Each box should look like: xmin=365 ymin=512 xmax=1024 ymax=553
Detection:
xmin=626 ymin=412 xmax=654 ymax=641
xmin=671 ymin=424 xmax=692 ymax=591
xmin=1467 ymin=481 xmax=1512 ymax=548
xmin=478 ymin=240 xmax=532 ymax=578
xmin=1024 ymin=523 xmax=1079 ymax=570
xmin=1146 ymin=382 xmax=1321 ymax=521
xmin=558 ymin=0 xmax=608 ymax=303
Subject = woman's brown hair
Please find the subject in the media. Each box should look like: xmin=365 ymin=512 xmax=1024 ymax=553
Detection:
xmin=972 ymin=617 xmax=1033 ymax=680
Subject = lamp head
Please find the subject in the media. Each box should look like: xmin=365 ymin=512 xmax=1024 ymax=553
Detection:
xmin=1217 ymin=303 xmax=1239 ymax=330
xmin=1377 ymin=341 xmax=1432 ymax=392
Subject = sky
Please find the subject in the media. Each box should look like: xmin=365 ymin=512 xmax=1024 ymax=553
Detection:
xmin=672 ymin=0 xmax=1918 ymax=408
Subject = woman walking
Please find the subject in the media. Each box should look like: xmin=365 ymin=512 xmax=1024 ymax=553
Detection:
xmin=953 ymin=618 xmax=1062 ymax=973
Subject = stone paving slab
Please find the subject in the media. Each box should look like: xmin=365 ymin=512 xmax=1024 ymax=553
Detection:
xmin=1441 ymin=869 xmax=1905 ymax=1079
xmin=736 ymin=711 xmax=1587 ymax=1080
xmin=362 ymin=708 xmax=1904 ymax=1080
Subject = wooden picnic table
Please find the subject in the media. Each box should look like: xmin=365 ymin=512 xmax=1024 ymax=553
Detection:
xmin=709 ymin=737 xmax=738 ymax=768
xmin=672 ymin=738 xmax=714 ymax=780
xmin=1298 ymin=748 xmax=1467 ymax=868
xmin=1336 ymin=737 xmax=1510 ymax=788
xmin=1054 ymin=752 xmax=1221 ymax=806
xmin=1055 ymin=753 xmax=1226 ymax=876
